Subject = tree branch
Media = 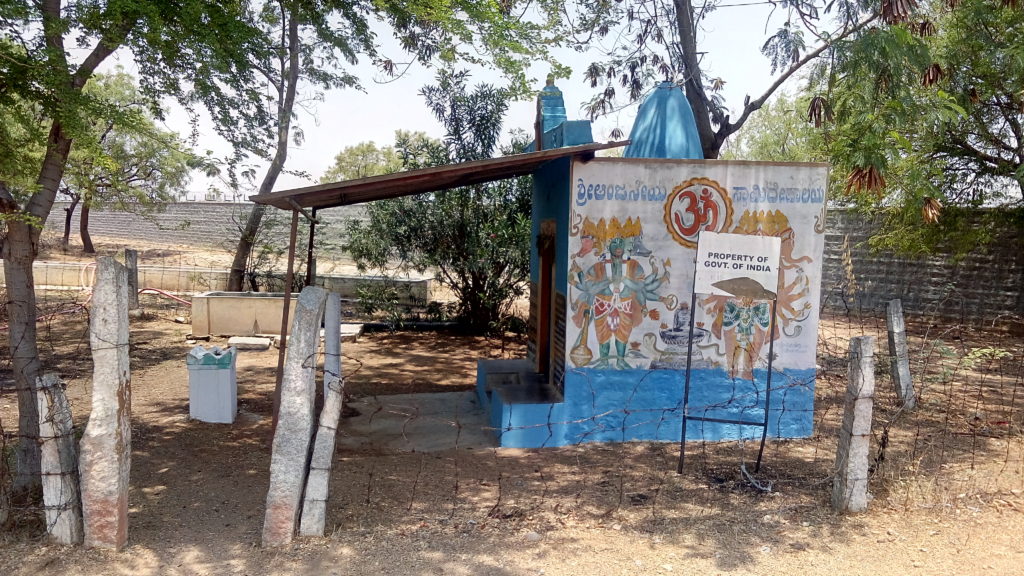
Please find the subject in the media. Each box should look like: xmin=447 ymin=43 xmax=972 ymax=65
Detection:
xmin=251 ymin=59 xmax=278 ymax=87
xmin=72 ymin=17 xmax=139 ymax=89
xmin=941 ymin=135 xmax=1016 ymax=176
xmin=719 ymin=12 xmax=880 ymax=149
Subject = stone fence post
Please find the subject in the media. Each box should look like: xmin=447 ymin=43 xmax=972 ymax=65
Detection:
xmin=37 ymin=373 xmax=83 ymax=545
xmin=263 ymin=286 xmax=328 ymax=547
xmin=298 ymin=291 xmax=344 ymax=537
xmin=832 ymin=335 xmax=875 ymax=513
xmin=886 ymin=299 xmax=915 ymax=408
xmin=79 ymin=256 xmax=132 ymax=550
xmin=125 ymin=248 xmax=139 ymax=311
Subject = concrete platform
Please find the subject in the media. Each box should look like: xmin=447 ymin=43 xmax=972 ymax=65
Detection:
xmin=338 ymin=323 xmax=363 ymax=342
xmin=476 ymin=358 xmax=567 ymax=448
xmin=337 ymin=391 xmax=496 ymax=453
xmin=227 ymin=336 xmax=272 ymax=350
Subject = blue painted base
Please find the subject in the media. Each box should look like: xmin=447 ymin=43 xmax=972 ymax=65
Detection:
xmin=478 ymin=360 xmax=815 ymax=448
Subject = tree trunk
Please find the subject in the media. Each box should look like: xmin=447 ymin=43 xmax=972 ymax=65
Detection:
xmin=2 ymin=220 xmax=43 ymax=497
xmin=227 ymin=9 xmax=301 ymax=291
xmin=80 ymin=202 xmax=95 ymax=254
xmin=228 ymin=203 xmax=267 ymax=290
xmin=61 ymin=194 xmax=80 ymax=251
xmin=673 ymin=0 xmax=718 ymax=159
xmin=2 ymin=118 xmax=75 ymax=499
xmin=3 ymin=0 xmax=126 ymax=499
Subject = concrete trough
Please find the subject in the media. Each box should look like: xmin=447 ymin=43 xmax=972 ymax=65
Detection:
xmin=191 ymin=292 xmax=296 ymax=337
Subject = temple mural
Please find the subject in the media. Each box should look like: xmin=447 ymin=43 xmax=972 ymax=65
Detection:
xmin=566 ymin=159 xmax=828 ymax=384
xmin=567 ymin=216 xmax=677 ymax=369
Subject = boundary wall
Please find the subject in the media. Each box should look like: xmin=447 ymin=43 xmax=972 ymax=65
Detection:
xmin=42 ymin=202 xmax=1024 ymax=323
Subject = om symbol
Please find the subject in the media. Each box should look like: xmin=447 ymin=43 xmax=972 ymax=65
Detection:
xmin=663 ymin=177 xmax=733 ymax=249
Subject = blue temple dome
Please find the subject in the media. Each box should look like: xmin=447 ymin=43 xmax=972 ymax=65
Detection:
xmin=623 ymin=82 xmax=704 ymax=160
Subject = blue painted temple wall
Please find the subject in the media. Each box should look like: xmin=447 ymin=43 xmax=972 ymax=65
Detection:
xmin=530 ymin=158 xmax=573 ymax=289
xmin=556 ymin=368 xmax=815 ymax=446
xmin=485 ymin=82 xmax=825 ymax=449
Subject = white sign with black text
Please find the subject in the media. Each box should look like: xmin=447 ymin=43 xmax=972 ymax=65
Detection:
xmin=694 ymin=232 xmax=782 ymax=300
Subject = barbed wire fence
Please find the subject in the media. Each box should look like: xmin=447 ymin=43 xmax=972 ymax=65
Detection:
xmin=323 ymin=302 xmax=1022 ymax=535
xmin=0 ymin=233 xmax=200 ymax=535
xmin=0 ymin=229 xmax=1020 ymax=542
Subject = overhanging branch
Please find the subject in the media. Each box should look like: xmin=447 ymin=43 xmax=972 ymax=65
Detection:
xmin=720 ymin=12 xmax=880 ymax=144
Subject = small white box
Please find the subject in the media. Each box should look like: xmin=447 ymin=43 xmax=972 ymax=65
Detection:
xmin=186 ymin=346 xmax=237 ymax=423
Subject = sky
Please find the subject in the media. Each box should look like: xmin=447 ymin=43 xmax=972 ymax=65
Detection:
xmin=108 ymin=3 xmax=794 ymax=200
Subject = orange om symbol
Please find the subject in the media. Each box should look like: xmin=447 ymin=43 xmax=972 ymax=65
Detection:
xmin=664 ymin=178 xmax=733 ymax=249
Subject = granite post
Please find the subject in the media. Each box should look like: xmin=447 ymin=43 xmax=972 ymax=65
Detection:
xmin=262 ymin=286 xmax=328 ymax=547
xmin=886 ymin=299 xmax=915 ymax=409
xmin=299 ymin=293 xmax=344 ymax=537
xmin=299 ymin=375 xmax=344 ymax=537
xmin=37 ymin=373 xmax=83 ymax=545
xmin=125 ymin=248 xmax=139 ymax=310
xmin=79 ymin=256 xmax=132 ymax=550
xmin=302 ymin=291 xmax=342 ymax=536
xmin=832 ymin=335 xmax=875 ymax=513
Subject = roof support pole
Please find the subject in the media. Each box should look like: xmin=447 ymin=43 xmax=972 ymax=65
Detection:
xmin=272 ymin=208 xmax=301 ymax=430
xmin=304 ymin=208 xmax=317 ymax=287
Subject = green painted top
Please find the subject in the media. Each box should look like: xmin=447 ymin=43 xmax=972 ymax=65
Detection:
xmin=186 ymin=345 xmax=236 ymax=367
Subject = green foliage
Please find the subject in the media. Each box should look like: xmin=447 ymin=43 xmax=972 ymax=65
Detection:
xmin=762 ymin=22 xmax=806 ymax=75
xmin=808 ymin=0 xmax=1023 ymax=254
xmin=374 ymin=0 xmax=570 ymax=97
xmin=63 ymin=71 xmax=195 ymax=209
xmin=1 ymin=1 xmax=270 ymax=164
xmin=321 ymin=141 xmax=402 ymax=182
xmin=228 ymin=0 xmax=567 ymax=290
xmin=354 ymin=280 xmax=407 ymax=328
xmin=554 ymin=0 xmax=879 ymax=158
xmin=720 ymin=92 xmax=826 ymax=162
xmin=928 ymin=0 xmax=1024 ymax=200
xmin=962 ymin=346 xmax=1013 ymax=370
xmin=345 ymin=70 xmax=531 ymax=335
xmin=0 ymin=91 xmax=45 ymax=197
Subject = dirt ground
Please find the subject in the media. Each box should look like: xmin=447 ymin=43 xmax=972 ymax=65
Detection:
xmin=1 ymin=242 xmax=1023 ymax=575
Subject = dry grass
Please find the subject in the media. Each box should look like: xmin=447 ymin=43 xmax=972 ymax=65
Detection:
xmin=0 ymin=260 xmax=1022 ymax=574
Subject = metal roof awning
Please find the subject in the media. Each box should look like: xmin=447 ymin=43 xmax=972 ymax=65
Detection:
xmin=250 ymin=141 xmax=628 ymax=210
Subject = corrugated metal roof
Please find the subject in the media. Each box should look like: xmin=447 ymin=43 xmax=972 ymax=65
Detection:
xmin=250 ymin=141 xmax=627 ymax=210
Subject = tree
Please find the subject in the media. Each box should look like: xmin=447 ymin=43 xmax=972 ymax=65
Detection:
xmin=808 ymin=0 xmax=1023 ymax=253
xmin=556 ymin=0 xmax=882 ymax=159
xmin=61 ymin=72 xmax=194 ymax=253
xmin=320 ymin=141 xmax=402 ymax=183
xmin=720 ymin=92 xmax=825 ymax=163
xmin=225 ymin=0 xmax=349 ymax=292
xmin=930 ymin=0 xmax=1024 ymax=202
xmin=0 ymin=0 xmax=269 ymax=496
xmin=225 ymin=0 xmax=570 ymax=292
xmin=345 ymin=71 xmax=532 ymax=334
